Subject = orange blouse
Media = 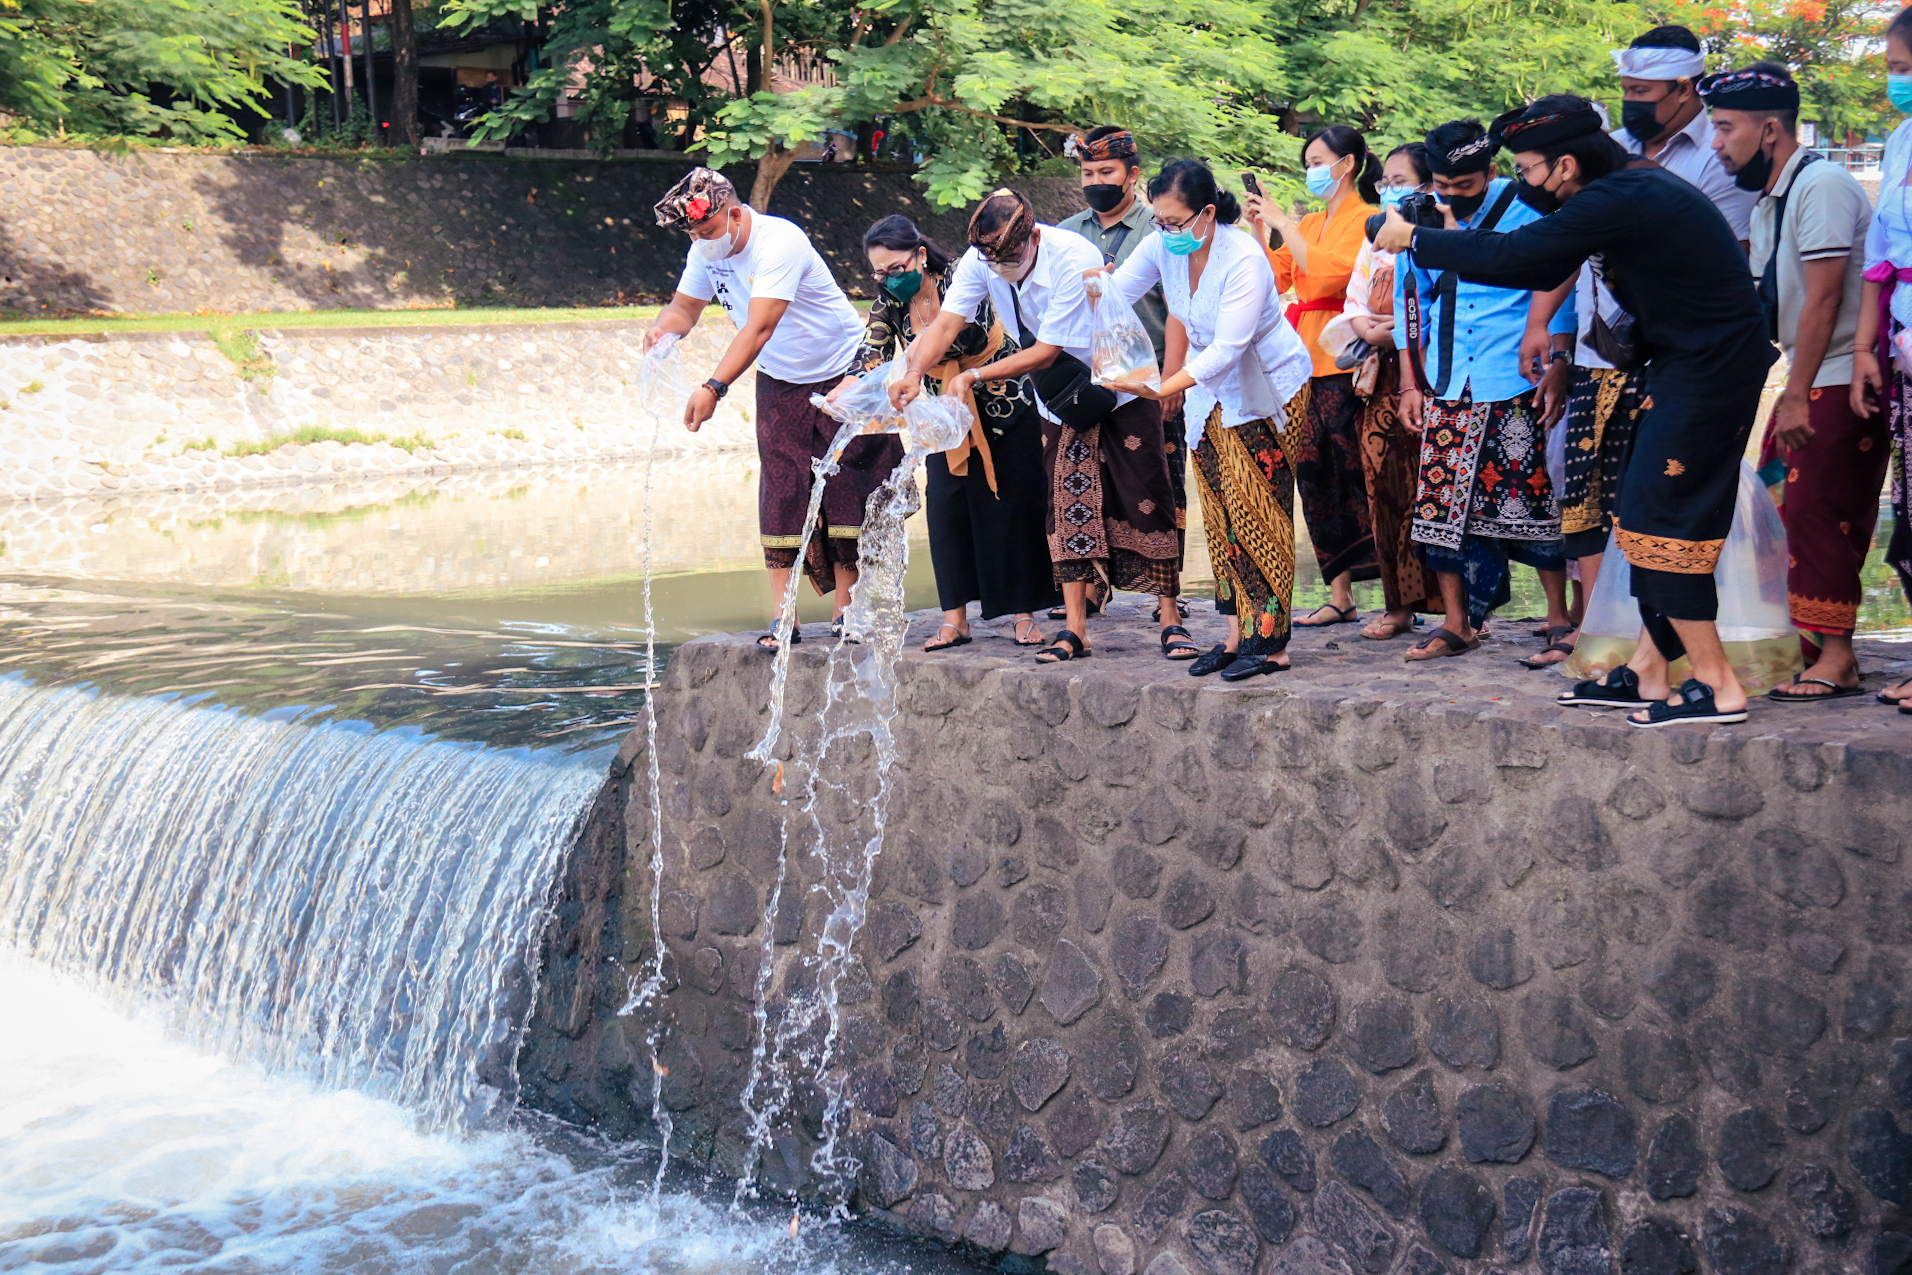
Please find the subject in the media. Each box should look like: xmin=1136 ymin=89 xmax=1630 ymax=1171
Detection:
xmin=1267 ymin=196 xmax=1379 ymax=378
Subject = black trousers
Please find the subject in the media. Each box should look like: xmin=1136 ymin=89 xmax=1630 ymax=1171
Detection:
xmin=925 ymin=409 xmax=1060 ymax=619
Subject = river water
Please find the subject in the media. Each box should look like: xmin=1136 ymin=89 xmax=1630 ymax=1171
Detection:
xmin=0 ymin=453 xmax=1903 ymax=1274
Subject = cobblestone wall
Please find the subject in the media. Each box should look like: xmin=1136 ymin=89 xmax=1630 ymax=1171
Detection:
xmin=526 ymin=618 xmax=1912 ymax=1275
xmin=0 ymin=146 xmax=1082 ymax=314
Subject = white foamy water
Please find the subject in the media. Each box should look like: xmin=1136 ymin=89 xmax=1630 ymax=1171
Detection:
xmin=0 ymin=960 xmax=939 ymax=1274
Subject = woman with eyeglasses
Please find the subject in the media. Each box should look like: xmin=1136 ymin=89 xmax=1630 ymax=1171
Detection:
xmin=893 ymin=189 xmax=1189 ymax=664
xmin=1244 ymin=125 xmax=1383 ymax=630
xmin=836 ymin=214 xmax=1060 ymax=651
xmin=1094 ymin=159 xmax=1315 ymax=679
xmin=1319 ymin=143 xmax=1445 ymax=641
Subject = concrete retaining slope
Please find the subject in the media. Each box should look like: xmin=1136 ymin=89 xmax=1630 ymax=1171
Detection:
xmin=525 ymin=603 xmax=1912 ymax=1275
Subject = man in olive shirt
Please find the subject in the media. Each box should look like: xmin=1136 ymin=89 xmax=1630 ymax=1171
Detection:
xmin=1059 ymin=125 xmax=1187 ymax=571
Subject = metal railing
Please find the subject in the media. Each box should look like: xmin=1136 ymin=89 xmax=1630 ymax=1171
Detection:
xmin=1811 ymin=144 xmax=1885 ymax=174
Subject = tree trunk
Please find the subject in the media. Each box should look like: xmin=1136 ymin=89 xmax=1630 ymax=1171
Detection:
xmin=750 ymin=147 xmax=795 ymax=210
xmin=390 ymin=0 xmax=419 ymax=146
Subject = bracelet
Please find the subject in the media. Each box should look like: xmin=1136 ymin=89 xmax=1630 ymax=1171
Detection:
xmin=703 ymin=377 xmax=730 ymax=400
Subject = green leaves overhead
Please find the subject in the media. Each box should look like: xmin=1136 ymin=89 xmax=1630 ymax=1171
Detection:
xmin=0 ymin=0 xmax=323 ymax=141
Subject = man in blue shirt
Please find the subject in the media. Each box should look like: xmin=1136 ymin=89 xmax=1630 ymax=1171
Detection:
xmin=1396 ymin=118 xmax=1573 ymax=661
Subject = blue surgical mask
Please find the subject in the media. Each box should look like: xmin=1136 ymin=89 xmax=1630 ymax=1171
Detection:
xmin=1160 ymin=222 xmax=1208 ymax=255
xmin=1380 ymin=187 xmax=1411 ymax=210
xmin=1304 ymin=164 xmax=1337 ymax=198
xmin=1891 ymin=73 xmax=1912 ymax=115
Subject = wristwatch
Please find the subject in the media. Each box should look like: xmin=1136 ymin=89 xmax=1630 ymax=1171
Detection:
xmin=1548 ymin=350 xmax=1570 ymax=365
xmin=703 ymin=377 xmax=730 ymax=400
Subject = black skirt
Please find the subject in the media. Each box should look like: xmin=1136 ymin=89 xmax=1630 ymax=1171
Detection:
xmin=926 ymin=400 xmax=1061 ymax=619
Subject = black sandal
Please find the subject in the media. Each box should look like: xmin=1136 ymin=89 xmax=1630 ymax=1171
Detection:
xmin=1036 ymin=630 xmax=1090 ymax=663
xmin=1188 ymin=644 xmax=1234 ymax=677
xmin=757 ymin=626 xmax=800 ymax=651
xmin=923 ymin=624 xmax=972 ymax=652
xmin=1518 ymin=625 xmax=1577 ymax=670
xmin=1628 ymin=679 xmax=1749 ymax=728
xmin=1558 ymin=664 xmax=1644 ymax=708
xmin=1160 ymin=625 xmax=1200 ymax=660
xmin=1221 ymin=637 xmax=1291 ymax=681
xmin=1767 ymin=675 xmax=1862 ymax=703
xmin=1295 ymin=603 xmax=1358 ymax=628
xmin=1049 ymin=589 xmax=1106 ymax=621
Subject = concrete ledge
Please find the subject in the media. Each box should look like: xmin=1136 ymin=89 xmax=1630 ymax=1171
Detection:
xmin=526 ymin=600 xmax=1912 ymax=1275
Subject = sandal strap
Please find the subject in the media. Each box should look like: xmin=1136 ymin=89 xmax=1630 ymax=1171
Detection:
xmin=1161 ymin=625 xmax=1195 ymax=647
xmin=1416 ymin=626 xmax=1466 ymax=652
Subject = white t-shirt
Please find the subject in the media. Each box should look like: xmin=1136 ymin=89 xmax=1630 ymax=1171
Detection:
xmin=1110 ymin=225 xmax=1311 ymax=447
xmin=675 ymin=213 xmax=864 ymax=385
xmin=942 ymin=225 xmax=1132 ymax=413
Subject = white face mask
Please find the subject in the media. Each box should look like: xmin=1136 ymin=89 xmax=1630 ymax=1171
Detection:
xmin=692 ymin=216 xmax=738 ymax=261
xmin=987 ymin=242 xmax=1036 ymax=283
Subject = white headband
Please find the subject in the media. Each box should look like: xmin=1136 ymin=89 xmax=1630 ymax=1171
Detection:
xmin=1613 ymin=46 xmax=1706 ymax=81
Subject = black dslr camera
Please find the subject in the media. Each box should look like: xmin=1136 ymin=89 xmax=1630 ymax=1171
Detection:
xmin=1363 ymin=191 xmax=1447 ymax=243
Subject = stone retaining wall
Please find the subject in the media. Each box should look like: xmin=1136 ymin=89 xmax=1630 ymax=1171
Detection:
xmin=0 ymin=146 xmax=1082 ymax=314
xmin=524 ymin=608 xmax=1912 ymax=1275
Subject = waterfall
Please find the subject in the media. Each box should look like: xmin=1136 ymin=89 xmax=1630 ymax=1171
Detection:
xmin=0 ymin=676 xmax=599 ymax=1132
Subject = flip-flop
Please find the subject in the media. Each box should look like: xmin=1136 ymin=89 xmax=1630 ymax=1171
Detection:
xmin=1295 ymin=603 xmax=1359 ymax=628
xmin=756 ymin=627 xmax=800 ymax=651
xmin=1878 ymin=682 xmax=1912 ymax=705
xmin=1767 ymin=675 xmax=1862 ymax=703
xmin=1518 ymin=625 xmax=1577 ymax=670
xmin=923 ymin=624 xmax=972 ymax=653
xmin=1013 ymin=618 xmax=1046 ymax=647
xmin=1404 ymin=626 xmax=1480 ymax=661
xmin=1361 ymin=616 xmax=1420 ymax=640
xmin=1628 ymin=679 xmax=1749 ymax=728
xmin=1036 ymin=629 xmax=1091 ymax=664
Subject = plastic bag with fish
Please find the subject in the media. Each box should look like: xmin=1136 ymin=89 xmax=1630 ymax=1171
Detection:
xmin=1089 ymin=288 xmax=1161 ymax=391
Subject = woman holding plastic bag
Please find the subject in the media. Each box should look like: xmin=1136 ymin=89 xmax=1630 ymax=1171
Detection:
xmin=893 ymin=189 xmax=1189 ymax=665
xmin=1095 ymin=159 xmax=1316 ymax=679
xmin=833 ymin=215 xmax=1060 ymax=652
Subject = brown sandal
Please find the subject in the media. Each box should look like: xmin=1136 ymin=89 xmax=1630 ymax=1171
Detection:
xmin=1405 ymin=627 xmax=1481 ymax=661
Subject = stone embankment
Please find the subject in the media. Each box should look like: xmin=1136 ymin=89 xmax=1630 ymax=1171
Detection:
xmin=0 ymin=320 xmax=749 ymax=502
xmin=527 ymin=601 xmax=1912 ymax=1275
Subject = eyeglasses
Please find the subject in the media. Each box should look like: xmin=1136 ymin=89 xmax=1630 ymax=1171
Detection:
xmin=1511 ymin=156 xmax=1557 ymax=183
xmin=870 ymin=258 xmax=921 ymax=282
xmin=975 ymin=236 xmax=1029 ymax=265
xmin=1150 ymin=207 xmax=1209 ymax=234
xmin=1378 ymin=177 xmax=1420 ymax=191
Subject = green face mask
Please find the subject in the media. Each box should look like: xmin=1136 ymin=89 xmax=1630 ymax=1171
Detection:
xmin=881 ymin=269 xmax=923 ymax=303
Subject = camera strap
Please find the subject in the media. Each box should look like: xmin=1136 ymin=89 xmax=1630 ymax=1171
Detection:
xmin=1402 ymin=182 xmax=1519 ymax=398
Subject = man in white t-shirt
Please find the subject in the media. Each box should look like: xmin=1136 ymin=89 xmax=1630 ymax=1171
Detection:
xmin=1708 ymin=63 xmax=1889 ymax=701
xmin=891 ymin=189 xmax=1188 ymax=663
xmin=643 ymin=167 xmax=898 ymax=647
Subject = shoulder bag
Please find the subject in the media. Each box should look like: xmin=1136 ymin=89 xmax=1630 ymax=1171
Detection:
xmin=1008 ymin=281 xmax=1118 ymax=428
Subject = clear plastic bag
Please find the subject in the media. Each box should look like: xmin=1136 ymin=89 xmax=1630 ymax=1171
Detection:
xmin=1560 ymin=461 xmax=1802 ymax=693
xmin=811 ymin=354 xmax=974 ymax=453
xmin=1089 ymin=288 xmax=1161 ymax=391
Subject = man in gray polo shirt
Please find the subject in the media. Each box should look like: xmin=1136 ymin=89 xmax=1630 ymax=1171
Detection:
xmin=1059 ymin=125 xmax=1187 ymax=575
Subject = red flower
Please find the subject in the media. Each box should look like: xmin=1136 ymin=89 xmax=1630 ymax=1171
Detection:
xmin=685 ymin=195 xmax=711 ymax=221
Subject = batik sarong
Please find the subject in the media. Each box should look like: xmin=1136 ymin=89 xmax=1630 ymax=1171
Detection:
xmin=1358 ymin=353 xmax=1439 ymax=613
xmin=1887 ymin=348 xmax=1912 ymax=606
xmin=756 ymin=369 xmax=904 ymax=595
xmin=1295 ymin=372 xmax=1379 ymax=582
xmin=1192 ymin=396 xmax=1303 ymax=652
xmin=1560 ymin=366 xmax=1645 ymax=560
xmin=1043 ymin=395 xmax=1181 ymax=597
xmin=1755 ymin=385 xmax=1892 ymax=638
xmin=1411 ymin=389 xmax=1560 ymax=551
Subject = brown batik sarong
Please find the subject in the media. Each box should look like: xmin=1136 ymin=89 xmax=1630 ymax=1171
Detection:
xmin=1043 ymin=395 xmax=1180 ymax=596
xmin=756 ymin=369 xmax=904 ymax=595
xmin=1357 ymin=352 xmax=1439 ymax=614
xmin=1559 ymin=366 xmax=1645 ymax=560
xmin=1192 ymin=398 xmax=1302 ymax=651
xmin=1296 ymin=371 xmax=1379 ymax=583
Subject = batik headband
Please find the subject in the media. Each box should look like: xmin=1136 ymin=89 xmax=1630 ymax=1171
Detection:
xmin=1612 ymin=45 xmax=1706 ymax=81
xmin=653 ymin=167 xmax=735 ymax=229
xmin=1696 ymin=67 xmax=1800 ymax=112
xmin=1426 ymin=131 xmax=1497 ymax=177
xmin=968 ymin=190 xmax=1035 ymax=262
xmin=1491 ymin=100 xmax=1605 ymax=151
xmin=1069 ymin=130 xmax=1138 ymax=163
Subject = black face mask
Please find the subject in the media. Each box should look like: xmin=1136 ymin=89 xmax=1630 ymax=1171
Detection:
xmin=1514 ymin=177 xmax=1562 ymax=215
xmin=1733 ymin=136 xmax=1775 ymax=191
xmin=1446 ymin=188 xmax=1488 ymax=221
xmin=1621 ymin=98 xmax=1668 ymax=144
xmin=1083 ymin=183 xmax=1128 ymax=214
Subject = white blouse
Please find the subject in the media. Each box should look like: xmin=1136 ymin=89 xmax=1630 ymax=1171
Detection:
xmin=1864 ymin=117 xmax=1912 ymax=333
xmin=1110 ymin=224 xmax=1312 ymax=449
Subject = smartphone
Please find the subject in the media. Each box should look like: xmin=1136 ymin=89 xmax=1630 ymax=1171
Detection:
xmin=1241 ymin=172 xmax=1262 ymax=197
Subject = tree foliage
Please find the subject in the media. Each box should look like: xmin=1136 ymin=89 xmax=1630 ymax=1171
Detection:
xmin=0 ymin=0 xmax=323 ymax=141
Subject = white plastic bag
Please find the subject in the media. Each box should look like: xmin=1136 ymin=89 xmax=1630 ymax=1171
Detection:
xmin=1560 ymin=461 xmax=1801 ymax=693
xmin=812 ymin=354 xmax=974 ymax=453
xmin=1089 ymin=288 xmax=1161 ymax=391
